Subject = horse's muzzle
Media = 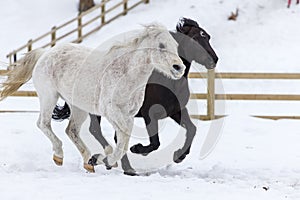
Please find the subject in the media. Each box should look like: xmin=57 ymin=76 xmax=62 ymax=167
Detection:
xmin=206 ymin=62 xmax=217 ymax=70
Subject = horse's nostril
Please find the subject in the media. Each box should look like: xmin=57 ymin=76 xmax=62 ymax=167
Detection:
xmin=173 ymin=64 xmax=181 ymax=71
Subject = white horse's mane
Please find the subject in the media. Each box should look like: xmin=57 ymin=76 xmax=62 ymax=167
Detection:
xmin=107 ymin=23 xmax=167 ymax=54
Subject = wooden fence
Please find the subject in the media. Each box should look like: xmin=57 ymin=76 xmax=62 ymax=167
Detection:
xmin=3 ymin=69 xmax=300 ymax=120
xmin=189 ymin=71 xmax=300 ymax=120
xmin=2 ymin=0 xmax=300 ymax=120
xmin=6 ymin=0 xmax=150 ymax=64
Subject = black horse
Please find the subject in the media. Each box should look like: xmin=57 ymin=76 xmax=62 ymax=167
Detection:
xmin=53 ymin=18 xmax=218 ymax=174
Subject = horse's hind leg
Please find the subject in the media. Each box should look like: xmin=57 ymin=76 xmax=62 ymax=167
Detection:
xmin=66 ymin=106 xmax=105 ymax=172
xmin=36 ymin=91 xmax=63 ymax=166
xmin=170 ymin=108 xmax=196 ymax=163
xmin=89 ymin=114 xmax=113 ymax=155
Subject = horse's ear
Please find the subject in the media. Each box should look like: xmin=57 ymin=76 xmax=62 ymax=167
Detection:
xmin=176 ymin=20 xmax=184 ymax=32
xmin=184 ymin=18 xmax=199 ymax=28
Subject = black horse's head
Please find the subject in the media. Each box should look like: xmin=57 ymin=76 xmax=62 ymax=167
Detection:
xmin=175 ymin=17 xmax=218 ymax=69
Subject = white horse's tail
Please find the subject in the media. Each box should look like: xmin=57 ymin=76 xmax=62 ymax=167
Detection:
xmin=0 ymin=49 xmax=45 ymax=101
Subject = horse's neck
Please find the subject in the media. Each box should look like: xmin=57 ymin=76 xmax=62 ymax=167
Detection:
xmin=181 ymin=57 xmax=191 ymax=78
xmin=170 ymin=32 xmax=191 ymax=78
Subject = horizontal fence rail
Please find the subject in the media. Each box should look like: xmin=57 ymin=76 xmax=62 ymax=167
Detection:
xmin=2 ymin=3 xmax=300 ymax=121
xmin=0 ymin=70 xmax=7 ymax=76
xmin=6 ymin=0 xmax=150 ymax=64
xmin=2 ymin=71 xmax=300 ymax=120
xmin=190 ymin=94 xmax=300 ymax=101
xmin=189 ymin=72 xmax=300 ymax=79
xmin=190 ymin=71 xmax=300 ymax=120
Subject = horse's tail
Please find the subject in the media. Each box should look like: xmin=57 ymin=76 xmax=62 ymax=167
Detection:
xmin=0 ymin=48 xmax=45 ymax=101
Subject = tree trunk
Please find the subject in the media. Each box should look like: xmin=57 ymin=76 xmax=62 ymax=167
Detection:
xmin=79 ymin=0 xmax=95 ymax=13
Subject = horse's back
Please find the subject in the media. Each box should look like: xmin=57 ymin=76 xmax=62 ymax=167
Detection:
xmin=33 ymin=43 xmax=102 ymax=113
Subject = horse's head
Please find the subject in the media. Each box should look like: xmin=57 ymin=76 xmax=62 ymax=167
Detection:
xmin=142 ymin=24 xmax=185 ymax=80
xmin=176 ymin=17 xmax=218 ymax=69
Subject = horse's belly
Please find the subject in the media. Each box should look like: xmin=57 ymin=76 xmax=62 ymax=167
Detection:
xmin=59 ymin=76 xmax=102 ymax=114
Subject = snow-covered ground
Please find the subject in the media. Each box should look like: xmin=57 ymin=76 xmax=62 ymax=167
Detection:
xmin=1 ymin=0 xmax=300 ymax=199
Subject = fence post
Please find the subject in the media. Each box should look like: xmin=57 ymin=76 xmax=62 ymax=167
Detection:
xmin=27 ymin=39 xmax=33 ymax=52
xmin=207 ymin=69 xmax=215 ymax=120
xmin=101 ymin=0 xmax=105 ymax=25
xmin=123 ymin=0 xmax=128 ymax=15
xmin=78 ymin=15 xmax=83 ymax=43
xmin=51 ymin=26 xmax=57 ymax=47
xmin=13 ymin=52 xmax=17 ymax=63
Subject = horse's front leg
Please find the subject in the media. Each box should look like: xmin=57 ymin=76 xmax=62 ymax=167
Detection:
xmin=109 ymin=132 xmax=136 ymax=175
xmin=105 ymin=117 xmax=133 ymax=167
xmin=170 ymin=107 xmax=196 ymax=163
xmin=89 ymin=116 xmax=133 ymax=170
xmin=130 ymin=114 xmax=160 ymax=155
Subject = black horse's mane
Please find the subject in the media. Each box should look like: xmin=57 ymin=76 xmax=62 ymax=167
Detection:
xmin=176 ymin=17 xmax=200 ymax=33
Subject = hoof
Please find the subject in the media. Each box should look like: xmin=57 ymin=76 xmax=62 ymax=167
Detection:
xmin=103 ymin=157 xmax=118 ymax=169
xmin=130 ymin=143 xmax=156 ymax=156
xmin=173 ymin=149 xmax=186 ymax=163
xmin=105 ymin=162 xmax=118 ymax=170
xmin=124 ymin=169 xmax=138 ymax=176
xmin=130 ymin=143 xmax=144 ymax=154
xmin=88 ymin=155 xmax=98 ymax=166
xmin=53 ymin=155 xmax=63 ymax=166
xmin=84 ymin=163 xmax=95 ymax=173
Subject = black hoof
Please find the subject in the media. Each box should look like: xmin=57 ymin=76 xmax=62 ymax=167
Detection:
xmin=106 ymin=165 xmax=112 ymax=170
xmin=130 ymin=143 xmax=144 ymax=154
xmin=52 ymin=104 xmax=70 ymax=121
xmin=124 ymin=170 xmax=138 ymax=176
xmin=130 ymin=144 xmax=153 ymax=156
xmin=88 ymin=155 xmax=98 ymax=166
xmin=173 ymin=149 xmax=187 ymax=163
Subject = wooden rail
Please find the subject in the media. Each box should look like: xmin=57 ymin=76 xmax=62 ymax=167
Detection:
xmin=0 ymin=70 xmax=8 ymax=76
xmin=2 ymin=71 xmax=300 ymax=120
xmin=190 ymin=94 xmax=300 ymax=101
xmin=189 ymin=71 xmax=300 ymax=120
xmin=189 ymin=72 xmax=300 ymax=79
xmin=6 ymin=0 xmax=150 ymax=64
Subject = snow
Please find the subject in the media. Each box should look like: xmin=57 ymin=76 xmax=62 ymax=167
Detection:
xmin=1 ymin=0 xmax=300 ymax=199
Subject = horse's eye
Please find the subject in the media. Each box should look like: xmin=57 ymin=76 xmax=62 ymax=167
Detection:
xmin=200 ymin=31 xmax=206 ymax=38
xmin=159 ymin=43 xmax=166 ymax=49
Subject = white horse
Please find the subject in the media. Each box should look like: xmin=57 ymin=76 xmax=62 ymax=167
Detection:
xmin=0 ymin=24 xmax=185 ymax=173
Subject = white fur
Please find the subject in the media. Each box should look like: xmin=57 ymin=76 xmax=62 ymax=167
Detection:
xmin=15 ymin=24 xmax=185 ymax=168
